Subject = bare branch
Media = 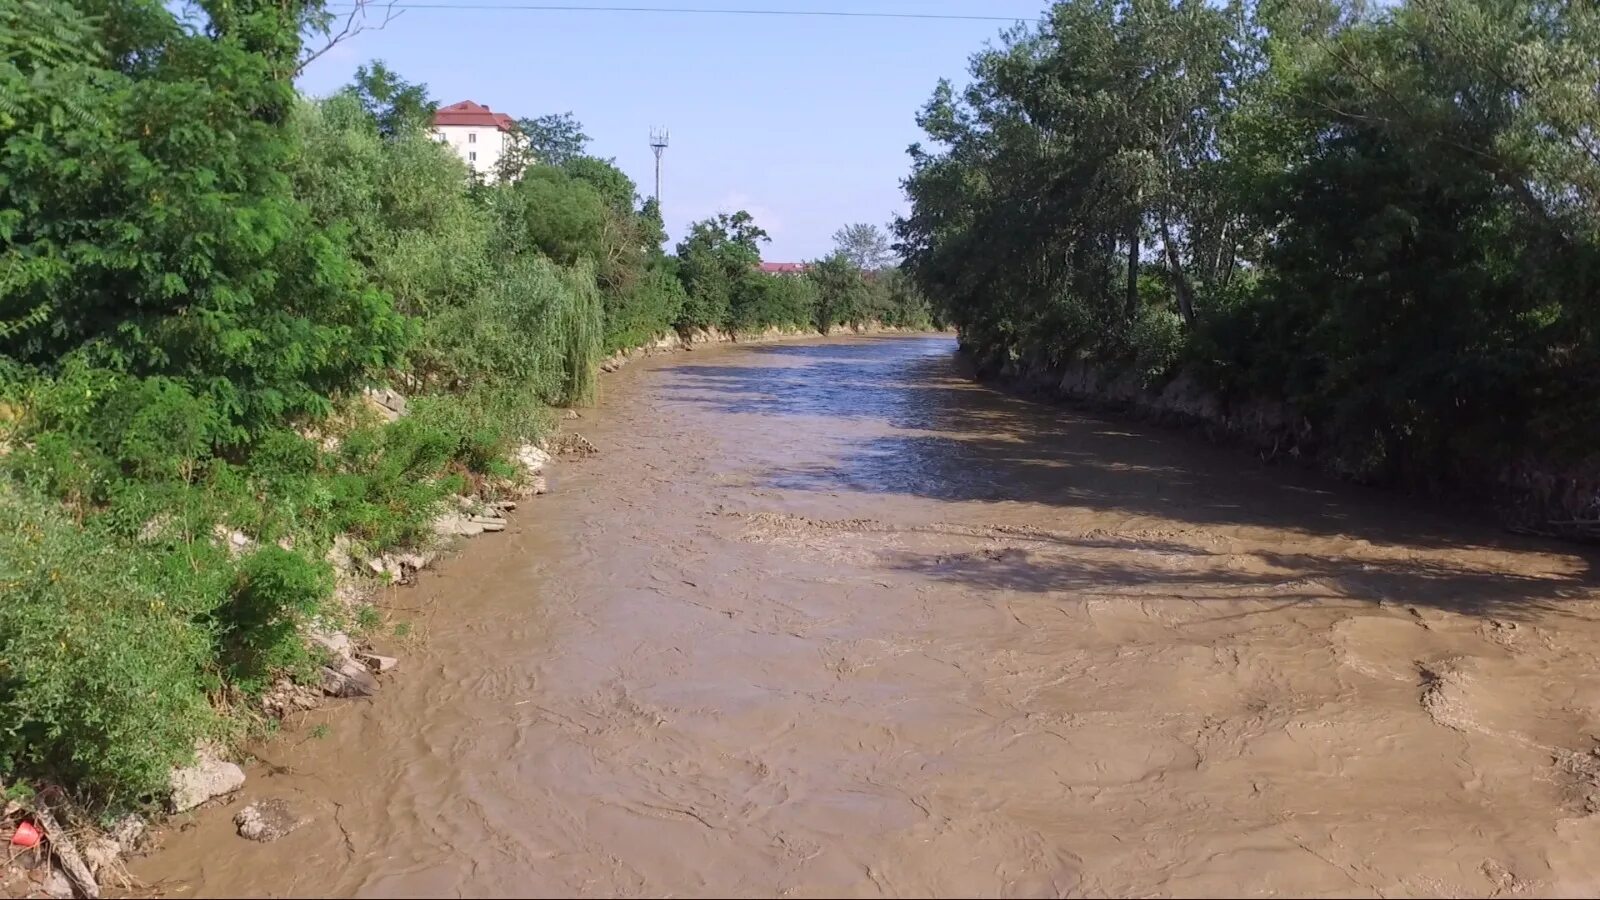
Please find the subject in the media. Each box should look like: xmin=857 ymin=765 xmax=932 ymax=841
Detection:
xmin=297 ymin=0 xmax=403 ymax=76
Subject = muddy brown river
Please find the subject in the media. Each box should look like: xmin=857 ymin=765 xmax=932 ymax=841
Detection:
xmin=135 ymin=334 xmax=1600 ymax=898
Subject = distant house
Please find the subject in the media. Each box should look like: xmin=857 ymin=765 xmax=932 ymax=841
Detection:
xmin=432 ymin=100 xmax=521 ymax=181
xmin=759 ymin=262 xmax=810 ymax=276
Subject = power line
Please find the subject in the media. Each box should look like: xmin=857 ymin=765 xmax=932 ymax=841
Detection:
xmin=321 ymin=3 xmax=1033 ymax=23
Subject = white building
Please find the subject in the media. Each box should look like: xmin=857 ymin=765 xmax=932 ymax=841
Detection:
xmin=432 ymin=100 xmax=521 ymax=181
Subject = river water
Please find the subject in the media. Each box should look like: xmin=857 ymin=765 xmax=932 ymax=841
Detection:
xmin=135 ymin=334 xmax=1600 ymax=898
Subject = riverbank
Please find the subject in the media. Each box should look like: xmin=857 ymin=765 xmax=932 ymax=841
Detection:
xmin=122 ymin=334 xmax=1600 ymax=897
xmin=977 ymin=347 xmax=1600 ymax=543
xmin=598 ymin=321 xmax=929 ymax=373
xmin=0 ymin=397 xmax=559 ymax=899
xmin=1 ymin=327 xmax=931 ymax=898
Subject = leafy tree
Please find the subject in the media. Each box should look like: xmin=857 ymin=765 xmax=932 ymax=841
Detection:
xmin=832 ymin=223 xmax=896 ymax=271
xmin=639 ymin=197 xmax=668 ymax=256
xmin=347 ymin=60 xmax=436 ymax=139
xmin=0 ymin=0 xmax=408 ymax=435
xmin=900 ymin=0 xmax=1600 ymax=521
xmin=516 ymin=111 xmax=590 ymax=166
xmin=505 ymin=165 xmax=609 ymax=266
xmin=674 ymin=211 xmax=770 ymax=331
xmin=564 ymin=155 xmax=638 ymax=213
xmin=808 ymin=253 xmax=871 ymax=332
xmin=604 ymin=266 xmax=688 ymax=351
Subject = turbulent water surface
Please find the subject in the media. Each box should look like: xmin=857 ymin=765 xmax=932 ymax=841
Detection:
xmin=135 ymin=334 xmax=1600 ymax=898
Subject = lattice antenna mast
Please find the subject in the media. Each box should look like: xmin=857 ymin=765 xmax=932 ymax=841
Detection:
xmin=649 ymin=126 xmax=670 ymax=207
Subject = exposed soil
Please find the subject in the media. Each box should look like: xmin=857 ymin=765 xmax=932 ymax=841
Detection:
xmin=131 ymin=335 xmax=1600 ymax=897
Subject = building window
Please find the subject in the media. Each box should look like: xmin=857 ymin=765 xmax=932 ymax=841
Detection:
xmin=469 ymin=151 xmax=477 ymax=162
xmin=468 ymin=133 xmax=477 ymax=144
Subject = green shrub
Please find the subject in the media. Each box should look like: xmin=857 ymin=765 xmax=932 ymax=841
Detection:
xmin=605 ymin=266 xmax=688 ymax=351
xmin=730 ymin=271 xmax=817 ymax=333
xmin=217 ymin=547 xmax=332 ymax=693
xmin=325 ymin=419 xmax=456 ymax=550
xmin=414 ymin=255 xmax=600 ymax=405
xmin=1127 ymin=307 xmax=1187 ymax=387
xmin=0 ymin=488 xmax=219 ymax=807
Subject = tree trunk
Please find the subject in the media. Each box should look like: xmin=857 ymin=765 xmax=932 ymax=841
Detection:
xmin=1124 ymin=216 xmax=1140 ymax=320
xmin=1210 ymin=221 xmax=1230 ymax=284
xmin=1161 ymin=213 xmax=1197 ymax=326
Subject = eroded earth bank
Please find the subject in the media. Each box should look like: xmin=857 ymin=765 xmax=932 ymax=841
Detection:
xmin=135 ymin=334 xmax=1600 ymax=897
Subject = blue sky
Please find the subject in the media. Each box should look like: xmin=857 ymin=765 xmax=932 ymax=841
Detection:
xmin=299 ymin=2 xmax=1039 ymax=261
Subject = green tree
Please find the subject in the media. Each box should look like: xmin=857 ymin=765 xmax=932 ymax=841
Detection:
xmin=505 ymin=165 xmax=609 ymax=266
xmin=516 ymin=111 xmax=590 ymax=165
xmin=347 ymin=60 xmax=436 ymax=139
xmin=899 ymin=0 xmax=1600 ymax=521
xmin=832 ymin=223 xmax=896 ymax=271
xmin=674 ymin=211 xmax=770 ymax=331
xmin=639 ymin=197 xmax=668 ymax=257
xmin=808 ymin=253 xmax=870 ymax=332
xmin=564 ymin=155 xmax=638 ymax=213
xmin=0 ymin=0 xmax=408 ymax=435
xmin=899 ymin=0 xmax=1247 ymax=359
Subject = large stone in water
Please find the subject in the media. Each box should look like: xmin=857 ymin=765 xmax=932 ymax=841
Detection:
xmin=320 ymin=659 xmax=379 ymax=698
xmin=234 ymin=799 xmax=307 ymax=843
xmin=432 ymin=512 xmax=486 ymax=537
xmin=169 ymin=754 xmax=245 ymax=812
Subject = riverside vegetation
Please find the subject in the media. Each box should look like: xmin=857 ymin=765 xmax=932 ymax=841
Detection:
xmin=897 ymin=0 xmax=1600 ymax=534
xmin=0 ymin=0 xmax=930 ymax=827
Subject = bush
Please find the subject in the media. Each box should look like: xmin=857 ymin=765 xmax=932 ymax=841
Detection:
xmin=604 ymin=266 xmax=688 ymax=351
xmin=0 ymin=0 xmax=409 ymax=437
xmin=730 ymin=272 xmax=817 ymax=333
xmin=0 ymin=488 xmax=219 ymax=807
xmin=1127 ymin=307 xmax=1187 ymax=387
xmin=217 ymin=547 xmax=332 ymax=693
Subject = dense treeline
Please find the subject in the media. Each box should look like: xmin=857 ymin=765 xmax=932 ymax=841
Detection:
xmin=0 ymin=0 xmax=924 ymax=807
xmin=897 ymin=0 xmax=1600 ymax=525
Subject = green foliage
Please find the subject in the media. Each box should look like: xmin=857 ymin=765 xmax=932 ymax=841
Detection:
xmin=507 ymin=166 xmax=609 ymax=266
xmin=804 ymin=254 xmax=932 ymax=333
xmin=730 ymin=270 xmax=818 ymax=333
xmin=0 ymin=0 xmax=409 ymax=437
xmin=808 ymin=253 xmax=871 ymax=332
xmin=218 ymin=547 xmax=331 ymax=692
xmin=831 ymin=223 xmax=896 ymax=271
xmin=638 ymin=197 xmax=668 ymax=255
xmin=605 ymin=265 xmax=689 ymax=351
xmin=901 ymin=0 xmax=1600 ymax=497
xmin=874 ymin=268 xmax=936 ymax=329
xmin=415 ymin=255 xmax=598 ymax=399
xmin=674 ymin=212 xmax=769 ymax=332
xmin=516 ymin=111 xmax=590 ymax=166
xmin=564 ymin=156 xmax=639 ymax=214
xmin=0 ymin=486 xmax=218 ymax=807
xmin=346 ymin=60 xmax=437 ymax=140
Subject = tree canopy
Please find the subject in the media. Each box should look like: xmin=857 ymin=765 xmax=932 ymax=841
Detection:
xmin=898 ymin=0 xmax=1600 ymax=519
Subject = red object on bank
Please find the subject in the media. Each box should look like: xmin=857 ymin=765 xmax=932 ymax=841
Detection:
xmin=10 ymin=821 xmax=40 ymax=848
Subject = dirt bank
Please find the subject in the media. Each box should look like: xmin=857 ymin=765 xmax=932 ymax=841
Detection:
xmin=130 ymin=334 xmax=1600 ymax=897
xmin=598 ymin=321 xmax=925 ymax=372
xmin=984 ymin=350 xmax=1600 ymax=540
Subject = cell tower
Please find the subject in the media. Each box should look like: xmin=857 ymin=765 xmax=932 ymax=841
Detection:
xmin=649 ymin=126 xmax=669 ymax=207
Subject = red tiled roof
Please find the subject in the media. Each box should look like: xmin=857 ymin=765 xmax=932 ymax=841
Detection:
xmin=433 ymin=100 xmax=518 ymax=133
xmin=759 ymin=262 xmax=809 ymax=274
